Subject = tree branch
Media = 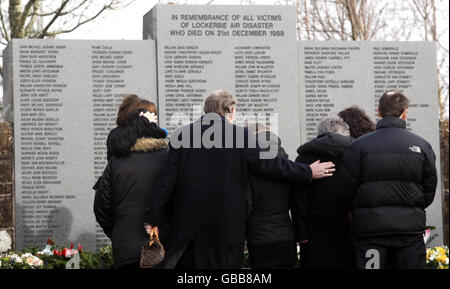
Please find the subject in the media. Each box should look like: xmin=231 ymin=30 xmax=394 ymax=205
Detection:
xmin=28 ymin=0 xmax=89 ymax=17
xmin=35 ymin=0 xmax=70 ymax=38
xmin=40 ymin=2 xmax=113 ymax=37
xmin=0 ymin=4 xmax=11 ymax=42
xmin=17 ymin=0 xmax=37 ymax=33
xmin=24 ymin=0 xmax=39 ymax=35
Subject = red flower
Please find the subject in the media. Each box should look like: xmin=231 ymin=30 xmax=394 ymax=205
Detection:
xmin=61 ymin=248 xmax=69 ymax=257
xmin=47 ymin=238 xmax=55 ymax=245
xmin=53 ymin=249 xmax=59 ymax=255
xmin=70 ymin=242 xmax=74 ymax=250
xmin=78 ymin=243 xmax=83 ymax=254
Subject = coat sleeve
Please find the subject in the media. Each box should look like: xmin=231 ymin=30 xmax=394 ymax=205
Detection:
xmin=421 ymin=142 xmax=438 ymax=208
xmin=93 ymin=161 xmax=114 ymax=239
xmin=245 ymin=177 xmax=255 ymax=220
xmin=290 ymin=155 xmax=310 ymax=242
xmin=336 ymin=164 xmax=355 ymax=211
xmin=244 ymin=131 xmax=312 ymax=184
xmin=144 ymin=142 xmax=180 ymax=227
xmin=341 ymin=142 xmax=362 ymax=200
xmin=107 ymin=126 xmax=135 ymax=160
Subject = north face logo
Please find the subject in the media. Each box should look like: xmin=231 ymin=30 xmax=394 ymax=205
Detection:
xmin=409 ymin=145 xmax=421 ymax=153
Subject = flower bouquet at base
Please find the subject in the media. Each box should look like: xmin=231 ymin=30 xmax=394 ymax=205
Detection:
xmin=426 ymin=246 xmax=449 ymax=269
xmin=1 ymin=238 xmax=101 ymax=269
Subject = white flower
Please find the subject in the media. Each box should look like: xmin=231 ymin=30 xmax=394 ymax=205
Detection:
xmin=37 ymin=244 xmax=53 ymax=256
xmin=21 ymin=253 xmax=32 ymax=258
xmin=12 ymin=253 xmax=44 ymax=268
xmin=10 ymin=254 xmax=22 ymax=263
xmin=34 ymin=258 xmax=43 ymax=267
xmin=25 ymin=256 xmax=34 ymax=266
xmin=0 ymin=231 xmax=12 ymax=253
xmin=25 ymin=255 xmax=43 ymax=268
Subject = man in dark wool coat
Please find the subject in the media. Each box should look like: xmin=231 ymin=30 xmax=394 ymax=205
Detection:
xmin=342 ymin=91 xmax=438 ymax=269
xmin=143 ymin=90 xmax=336 ymax=269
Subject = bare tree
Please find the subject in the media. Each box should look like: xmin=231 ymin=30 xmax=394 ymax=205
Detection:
xmin=0 ymin=0 xmax=134 ymax=77
xmin=410 ymin=0 xmax=449 ymax=120
xmin=294 ymin=0 xmax=397 ymax=41
xmin=293 ymin=0 xmax=448 ymax=118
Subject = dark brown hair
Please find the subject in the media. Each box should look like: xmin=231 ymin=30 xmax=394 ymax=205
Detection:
xmin=378 ymin=91 xmax=410 ymax=118
xmin=338 ymin=106 xmax=376 ymax=139
xmin=204 ymin=90 xmax=237 ymax=117
xmin=116 ymin=94 xmax=157 ymax=127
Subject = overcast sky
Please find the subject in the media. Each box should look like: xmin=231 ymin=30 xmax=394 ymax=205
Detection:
xmin=59 ymin=0 xmax=281 ymax=40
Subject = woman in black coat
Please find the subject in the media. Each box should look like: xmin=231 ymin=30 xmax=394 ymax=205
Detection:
xmin=94 ymin=97 xmax=169 ymax=269
xmin=292 ymin=116 xmax=355 ymax=269
xmin=245 ymin=124 xmax=297 ymax=269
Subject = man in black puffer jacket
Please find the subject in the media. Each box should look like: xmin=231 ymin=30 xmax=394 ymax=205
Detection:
xmin=342 ymin=91 xmax=438 ymax=269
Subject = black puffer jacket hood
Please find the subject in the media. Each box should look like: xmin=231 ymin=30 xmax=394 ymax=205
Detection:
xmin=297 ymin=133 xmax=353 ymax=159
xmin=107 ymin=110 xmax=167 ymax=160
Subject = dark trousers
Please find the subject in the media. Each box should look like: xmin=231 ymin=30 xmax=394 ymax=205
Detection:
xmin=174 ymin=239 xmax=244 ymax=269
xmin=248 ymin=240 xmax=297 ymax=269
xmin=175 ymin=241 xmax=194 ymax=269
xmin=300 ymin=239 xmax=355 ymax=269
xmin=354 ymin=234 xmax=426 ymax=269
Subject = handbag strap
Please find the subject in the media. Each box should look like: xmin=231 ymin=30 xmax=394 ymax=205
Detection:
xmin=149 ymin=229 xmax=160 ymax=246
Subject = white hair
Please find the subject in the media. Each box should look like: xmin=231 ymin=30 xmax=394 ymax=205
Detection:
xmin=317 ymin=116 xmax=350 ymax=136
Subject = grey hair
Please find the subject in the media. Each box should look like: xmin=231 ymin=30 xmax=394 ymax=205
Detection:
xmin=317 ymin=116 xmax=350 ymax=136
xmin=204 ymin=90 xmax=237 ymax=117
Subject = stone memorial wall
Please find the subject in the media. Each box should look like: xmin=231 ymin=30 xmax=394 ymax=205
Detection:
xmin=144 ymin=5 xmax=301 ymax=157
xmin=3 ymin=39 xmax=157 ymax=251
xmin=145 ymin=6 xmax=442 ymax=244
xmin=298 ymin=41 xmax=443 ymax=243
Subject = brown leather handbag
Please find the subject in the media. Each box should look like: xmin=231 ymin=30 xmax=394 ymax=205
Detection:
xmin=140 ymin=230 xmax=165 ymax=268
